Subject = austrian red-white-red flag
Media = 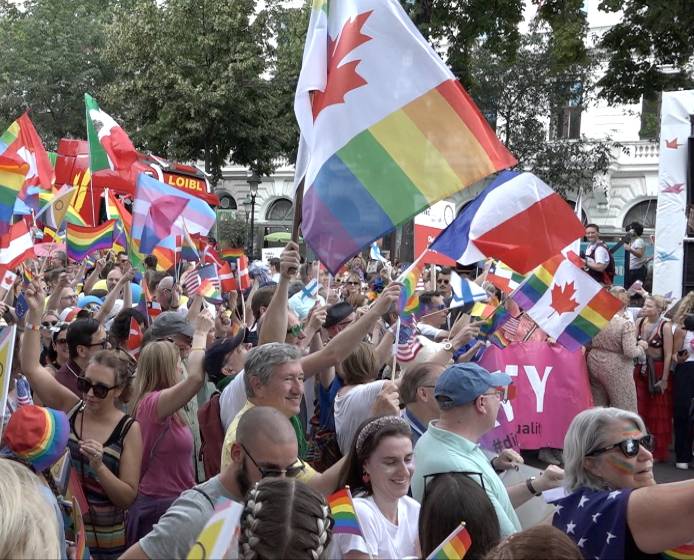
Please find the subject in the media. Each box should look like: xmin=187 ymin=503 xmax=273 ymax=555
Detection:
xmin=0 ymin=220 xmax=35 ymax=274
xmin=218 ymin=262 xmax=237 ymax=293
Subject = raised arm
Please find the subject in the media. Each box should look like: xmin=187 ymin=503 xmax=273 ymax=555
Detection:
xmin=658 ymin=321 xmax=674 ymax=393
xmin=83 ymin=258 xmax=105 ymax=295
xmin=155 ymin=310 xmax=214 ymax=420
xmin=19 ymin=281 xmax=80 ymax=412
xmin=44 ymin=272 xmax=69 ymax=313
xmin=258 ymin=242 xmax=300 ymax=345
xmin=94 ymin=269 xmax=134 ymax=324
xmin=629 ymin=480 xmax=694 ymax=554
xmin=301 ymin=283 xmax=401 ymax=376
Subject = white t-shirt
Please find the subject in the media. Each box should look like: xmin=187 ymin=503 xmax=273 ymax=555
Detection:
xmin=629 ymin=237 xmax=647 ymax=269
xmin=416 ymin=322 xmax=446 ymax=341
xmin=334 ymin=380 xmax=387 ymax=455
xmin=219 ymin=370 xmax=247 ymax=431
xmin=329 ymin=495 xmax=420 ymax=559
xmin=587 ymin=242 xmax=610 ymax=265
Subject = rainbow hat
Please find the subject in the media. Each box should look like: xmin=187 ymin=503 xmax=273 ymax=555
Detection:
xmin=4 ymin=405 xmax=70 ymax=472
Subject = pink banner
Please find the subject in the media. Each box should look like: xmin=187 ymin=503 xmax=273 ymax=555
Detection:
xmin=478 ymin=342 xmax=593 ymax=452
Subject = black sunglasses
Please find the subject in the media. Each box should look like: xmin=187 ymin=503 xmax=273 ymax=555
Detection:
xmin=240 ymin=443 xmax=306 ymax=479
xmin=587 ymin=435 xmax=654 ymax=458
xmin=41 ymin=320 xmax=58 ymax=328
xmin=77 ymin=377 xmax=118 ymax=399
xmin=84 ymin=339 xmax=110 ymax=350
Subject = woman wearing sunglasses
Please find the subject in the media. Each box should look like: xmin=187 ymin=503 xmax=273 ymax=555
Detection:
xmin=43 ymin=323 xmax=69 ymax=377
xmin=331 ymin=415 xmax=419 ymax=559
xmin=125 ymin=311 xmax=214 ymax=546
xmin=20 ymin=282 xmax=143 ymax=560
xmin=553 ymin=407 xmax=694 ymax=559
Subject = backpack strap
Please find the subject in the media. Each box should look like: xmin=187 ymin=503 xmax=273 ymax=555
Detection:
xmin=191 ymin=486 xmax=215 ymax=509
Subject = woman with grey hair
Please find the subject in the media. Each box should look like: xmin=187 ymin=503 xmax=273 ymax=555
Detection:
xmin=551 ymin=407 xmax=694 ymax=559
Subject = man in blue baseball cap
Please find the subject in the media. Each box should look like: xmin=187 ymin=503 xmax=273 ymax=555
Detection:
xmin=411 ymin=362 xmax=564 ymax=538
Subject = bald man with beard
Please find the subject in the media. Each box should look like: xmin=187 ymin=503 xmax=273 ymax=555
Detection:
xmin=120 ymin=406 xmax=300 ymax=559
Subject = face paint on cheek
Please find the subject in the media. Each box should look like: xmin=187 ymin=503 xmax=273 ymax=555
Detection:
xmin=606 ymin=455 xmax=636 ymax=475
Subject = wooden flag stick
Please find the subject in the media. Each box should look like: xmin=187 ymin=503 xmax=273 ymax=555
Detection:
xmin=291 ymin=179 xmax=304 ymax=245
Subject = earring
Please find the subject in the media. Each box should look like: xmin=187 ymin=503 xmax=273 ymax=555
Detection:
xmin=362 ymin=471 xmax=370 ymax=484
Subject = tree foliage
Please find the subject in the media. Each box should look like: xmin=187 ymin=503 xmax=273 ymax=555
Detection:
xmin=0 ymin=0 xmax=117 ymax=148
xmin=468 ymin=32 xmax=616 ymax=197
xmin=102 ymin=0 xmax=281 ymax=183
xmin=597 ymin=0 xmax=694 ymax=105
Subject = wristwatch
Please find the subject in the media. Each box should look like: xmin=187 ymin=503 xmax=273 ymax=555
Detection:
xmin=441 ymin=340 xmax=454 ymax=352
xmin=526 ymin=476 xmax=542 ymax=496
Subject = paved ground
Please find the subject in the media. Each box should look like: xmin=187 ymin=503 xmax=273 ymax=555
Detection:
xmin=523 ymin=450 xmax=694 ymax=484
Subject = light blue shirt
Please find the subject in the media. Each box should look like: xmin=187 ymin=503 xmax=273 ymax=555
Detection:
xmin=288 ymin=291 xmax=325 ymax=320
xmin=412 ymin=421 xmax=522 ymax=537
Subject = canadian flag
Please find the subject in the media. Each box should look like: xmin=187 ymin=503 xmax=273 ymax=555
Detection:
xmin=0 ymin=220 xmax=35 ymax=275
xmin=237 ymin=255 xmax=251 ymax=290
xmin=218 ymin=262 xmax=237 ymax=293
xmin=0 ymin=270 xmax=17 ymax=292
xmin=126 ymin=317 xmax=143 ymax=358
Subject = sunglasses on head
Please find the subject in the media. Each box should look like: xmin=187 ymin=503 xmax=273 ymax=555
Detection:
xmin=240 ymin=443 xmax=306 ymax=478
xmin=587 ymin=434 xmax=654 ymax=458
xmin=77 ymin=377 xmax=118 ymax=399
xmin=287 ymin=324 xmax=304 ymax=337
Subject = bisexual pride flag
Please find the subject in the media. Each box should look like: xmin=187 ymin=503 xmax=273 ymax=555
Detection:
xmin=294 ymin=0 xmax=516 ymax=274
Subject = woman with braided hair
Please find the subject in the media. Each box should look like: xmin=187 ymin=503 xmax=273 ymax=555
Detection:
xmin=238 ymin=478 xmax=333 ymax=560
xmin=330 ymin=415 xmax=420 ymax=559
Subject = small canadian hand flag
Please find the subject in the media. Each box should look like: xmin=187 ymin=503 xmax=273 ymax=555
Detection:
xmin=0 ymin=270 xmax=17 ymax=293
xmin=126 ymin=317 xmax=143 ymax=358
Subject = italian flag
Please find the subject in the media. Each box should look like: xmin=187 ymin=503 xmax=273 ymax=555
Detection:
xmin=84 ymin=93 xmax=139 ymax=174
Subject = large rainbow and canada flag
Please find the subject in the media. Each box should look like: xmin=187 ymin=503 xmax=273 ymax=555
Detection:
xmin=294 ymin=0 xmax=516 ymax=274
xmin=510 ymin=254 xmax=623 ymax=352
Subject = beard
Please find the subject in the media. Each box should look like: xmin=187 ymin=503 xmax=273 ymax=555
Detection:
xmin=235 ymin=458 xmax=252 ymax=497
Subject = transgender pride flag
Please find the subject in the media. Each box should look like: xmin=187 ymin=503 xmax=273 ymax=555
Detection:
xmin=294 ymin=0 xmax=516 ymax=274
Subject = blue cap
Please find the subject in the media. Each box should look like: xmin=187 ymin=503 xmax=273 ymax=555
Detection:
xmin=77 ymin=295 xmax=103 ymax=309
xmin=434 ymin=362 xmax=512 ymax=408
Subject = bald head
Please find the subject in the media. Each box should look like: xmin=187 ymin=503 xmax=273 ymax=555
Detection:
xmin=237 ymin=406 xmax=297 ymax=448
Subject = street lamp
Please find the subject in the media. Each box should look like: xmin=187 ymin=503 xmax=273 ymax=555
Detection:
xmin=242 ymin=194 xmax=252 ymax=252
xmin=247 ymin=174 xmax=261 ymax=257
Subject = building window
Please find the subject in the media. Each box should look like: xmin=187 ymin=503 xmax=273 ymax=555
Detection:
xmin=266 ymin=198 xmax=293 ymax=221
xmin=552 ymin=82 xmax=583 ymax=140
xmin=218 ymin=194 xmax=237 ymax=210
xmin=567 ymin=200 xmax=589 ymax=225
xmin=623 ymin=199 xmax=656 ymax=230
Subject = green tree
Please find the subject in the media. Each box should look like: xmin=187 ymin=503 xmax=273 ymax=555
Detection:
xmin=596 ymin=0 xmax=694 ymax=105
xmin=103 ymin=0 xmax=280 ymax=184
xmin=400 ymin=0 xmax=524 ymax=89
xmin=0 ymin=0 xmax=116 ymax=147
xmin=468 ymin=32 xmax=617 ymax=197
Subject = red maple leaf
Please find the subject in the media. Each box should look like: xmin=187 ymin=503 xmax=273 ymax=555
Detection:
xmin=550 ymin=281 xmax=579 ymax=314
xmin=311 ymin=11 xmax=373 ymax=120
xmin=665 ymin=138 xmax=682 ymax=149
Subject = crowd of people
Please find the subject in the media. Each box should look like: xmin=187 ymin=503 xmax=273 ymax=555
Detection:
xmin=0 ymin=223 xmax=693 ymax=560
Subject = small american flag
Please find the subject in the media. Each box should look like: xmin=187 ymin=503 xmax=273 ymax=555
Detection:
xmin=397 ymin=316 xmax=423 ymax=362
xmin=184 ymin=269 xmax=202 ymax=295
xmin=15 ymin=376 xmax=33 ymax=407
xmin=552 ymin=488 xmax=629 ymax=560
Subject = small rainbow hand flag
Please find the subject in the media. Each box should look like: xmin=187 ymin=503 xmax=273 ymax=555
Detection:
xmin=396 ymin=255 xmax=426 ymax=316
xmin=327 ymin=487 xmax=363 ymax=537
xmin=221 ymin=248 xmax=245 ymax=264
xmin=427 ymin=522 xmax=472 ymax=560
xmin=66 ymin=220 xmax=115 ymax=262
xmin=663 ymin=543 xmax=694 ymax=560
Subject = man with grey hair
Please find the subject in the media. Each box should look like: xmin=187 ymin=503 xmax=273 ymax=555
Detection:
xmin=121 ymin=406 xmax=303 ymax=560
xmin=220 ymin=343 xmax=346 ymax=495
xmin=412 ymin=362 xmax=564 ymax=538
xmin=398 ymin=363 xmax=445 ymax=445
xmin=155 ymin=276 xmax=182 ymax=312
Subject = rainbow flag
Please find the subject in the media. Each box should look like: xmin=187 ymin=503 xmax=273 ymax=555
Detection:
xmin=0 ymin=156 xmax=28 ymax=234
xmin=396 ymin=257 xmax=425 ymax=316
xmin=220 ymin=248 xmax=244 ymax=264
xmin=66 ymin=220 xmax=115 ymax=262
xmin=427 ymin=523 xmax=471 ymax=560
xmin=511 ymin=254 xmax=623 ymax=352
xmin=327 ymin=487 xmax=363 ymax=537
xmin=294 ymin=0 xmax=516 ymax=274
xmin=663 ymin=543 xmax=694 ymax=559
xmin=470 ymin=302 xmax=497 ymax=320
